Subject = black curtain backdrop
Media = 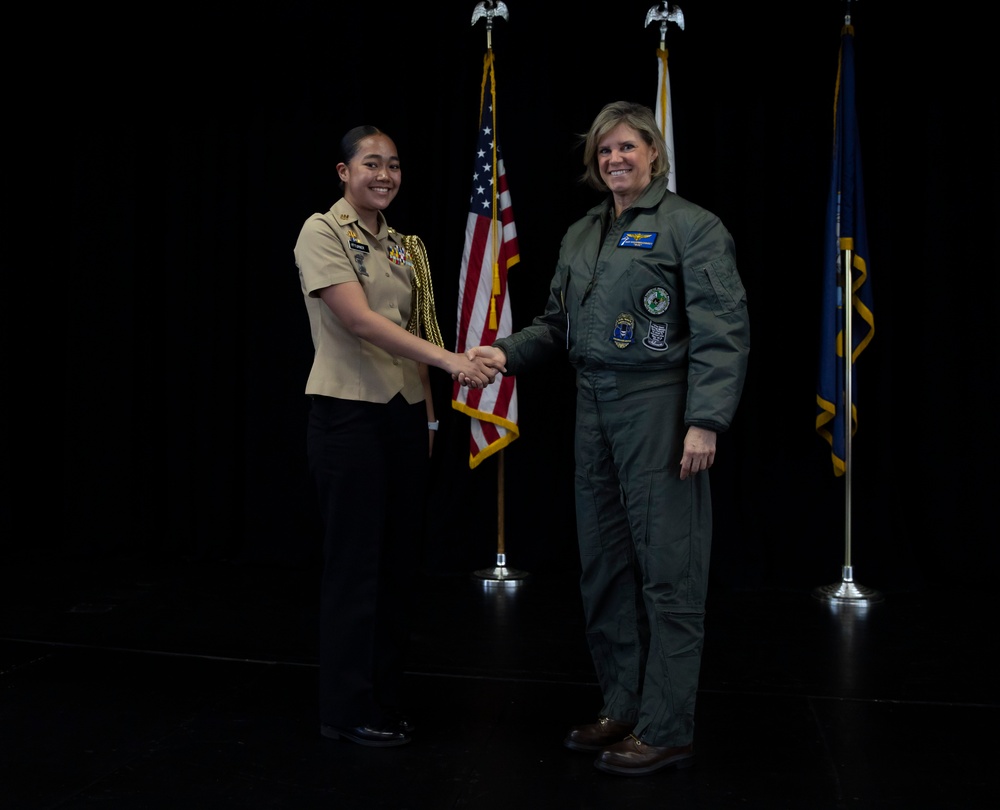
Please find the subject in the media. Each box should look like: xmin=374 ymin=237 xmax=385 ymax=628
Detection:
xmin=51 ymin=2 xmax=997 ymax=591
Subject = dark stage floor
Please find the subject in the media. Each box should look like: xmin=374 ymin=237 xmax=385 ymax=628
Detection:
xmin=1 ymin=552 xmax=997 ymax=809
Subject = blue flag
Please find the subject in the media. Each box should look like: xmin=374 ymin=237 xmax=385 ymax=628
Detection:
xmin=816 ymin=24 xmax=875 ymax=477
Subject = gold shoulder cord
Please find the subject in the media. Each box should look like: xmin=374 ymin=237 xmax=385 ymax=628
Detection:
xmin=401 ymin=233 xmax=445 ymax=348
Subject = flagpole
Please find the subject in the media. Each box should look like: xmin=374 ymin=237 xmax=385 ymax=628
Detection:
xmin=468 ymin=0 xmax=527 ymax=586
xmin=645 ymin=3 xmax=684 ymax=193
xmin=813 ymin=1 xmax=881 ymax=606
xmin=813 ymin=245 xmax=880 ymax=604
xmin=473 ymin=446 xmax=527 ymax=584
xmin=645 ymin=1 xmax=684 ymax=50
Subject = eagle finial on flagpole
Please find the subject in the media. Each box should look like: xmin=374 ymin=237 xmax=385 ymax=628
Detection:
xmin=645 ymin=2 xmax=684 ymax=49
xmin=471 ymin=1 xmax=509 ymax=49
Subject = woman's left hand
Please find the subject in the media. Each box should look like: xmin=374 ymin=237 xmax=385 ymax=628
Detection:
xmin=680 ymin=426 xmax=717 ymax=480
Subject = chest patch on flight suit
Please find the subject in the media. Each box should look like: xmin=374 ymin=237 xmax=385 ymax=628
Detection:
xmin=642 ymin=286 xmax=671 ymax=315
xmin=611 ymin=313 xmax=635 ymax=348
xmin=618 ymin=232 xmax=658 ymax=249
xmin=643 ymin=321 xmax=669 ymax=351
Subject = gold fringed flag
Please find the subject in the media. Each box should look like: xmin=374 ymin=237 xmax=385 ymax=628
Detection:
xmin=655 ymin=47 xmax=677 ymax=192
xmin=816 ymin=24 xmax=875 ymax=476
xmin=451 ymin=51 xmax=520 ymax=469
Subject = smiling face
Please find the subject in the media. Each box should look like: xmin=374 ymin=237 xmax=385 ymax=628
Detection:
xmin=597 ymin=122 xmax=657 ymax=214
xmin=337 ymin=134 xmax=401 ymax=230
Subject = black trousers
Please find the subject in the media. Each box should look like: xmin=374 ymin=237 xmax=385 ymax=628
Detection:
xmin=307 ymin=393 xmax=427 ymax=728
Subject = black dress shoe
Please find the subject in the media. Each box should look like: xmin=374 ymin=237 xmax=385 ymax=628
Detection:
xmin=320 ymin=723 xmax=412 ymax=747
xmin=393 ymin=716 xmax=415 ymax=734
xmin=564 ymin=716 xmax=633 ymax=752
xmin=382 ymin=708 xmax=415 ymax=734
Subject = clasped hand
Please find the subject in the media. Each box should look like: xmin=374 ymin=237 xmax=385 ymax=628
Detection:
xmin=453 ymin=345 xmax=508 ymax=389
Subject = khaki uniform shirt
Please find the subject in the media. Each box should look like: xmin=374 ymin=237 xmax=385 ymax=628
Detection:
xmin=294 ymin=198 xmax=424 ymax=404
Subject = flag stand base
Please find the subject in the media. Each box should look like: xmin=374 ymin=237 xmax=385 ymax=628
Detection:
xmin=812 ymin=567 xmax=883 ymax=604
xmin=473 ymin=554 xmax=528 ymax=586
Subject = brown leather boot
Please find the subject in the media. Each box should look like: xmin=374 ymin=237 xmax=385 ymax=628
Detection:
xmin=563 ymin=716 xmax=633 ymax=752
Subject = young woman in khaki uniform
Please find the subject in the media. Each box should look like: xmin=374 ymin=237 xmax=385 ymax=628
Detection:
xmin=295 ymin=125 xmax=496 ymax=747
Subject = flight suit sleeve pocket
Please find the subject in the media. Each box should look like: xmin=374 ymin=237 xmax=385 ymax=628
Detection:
xmin=696 ymin=255 xmax=746 ymax=315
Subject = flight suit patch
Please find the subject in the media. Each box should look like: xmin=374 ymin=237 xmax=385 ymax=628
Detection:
xmin=643 ymin=322 xmax=669 ymax=351
xmin=611 ymin=313 xmax=635 ymax=348
xmin=618 ymin=232 xmax=658 ymax=249
xmin=642 ymin=286 xmax=671 ymax=315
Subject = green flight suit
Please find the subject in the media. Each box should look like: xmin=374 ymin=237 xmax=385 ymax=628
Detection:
xmin=495 ymin=175 xmax=750 ymax=746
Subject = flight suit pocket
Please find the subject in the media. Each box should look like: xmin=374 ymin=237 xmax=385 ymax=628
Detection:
xmin=695 ymin=255 xmax=746 ymax=315
xmin=625 ymin=260 xmax=687 ymax=345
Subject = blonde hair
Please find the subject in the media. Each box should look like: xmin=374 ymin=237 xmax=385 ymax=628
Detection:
xmin=579 ymin=101 xmax=670 ymax=192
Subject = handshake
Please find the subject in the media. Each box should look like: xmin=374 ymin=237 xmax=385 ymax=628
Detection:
xmin=451 ymin=345 xmax=508 ymax=389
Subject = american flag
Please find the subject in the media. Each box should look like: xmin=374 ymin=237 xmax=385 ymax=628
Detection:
xmin=451 ymin=51 xmax=520 ymax=469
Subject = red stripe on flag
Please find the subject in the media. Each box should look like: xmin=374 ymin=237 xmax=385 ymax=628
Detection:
xmin=451 ymin=50 xmax=520 ymax=469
